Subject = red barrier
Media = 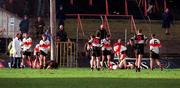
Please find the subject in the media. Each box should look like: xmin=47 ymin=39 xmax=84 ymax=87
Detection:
xmin=65 ymin=14 xmax=137 ymax=34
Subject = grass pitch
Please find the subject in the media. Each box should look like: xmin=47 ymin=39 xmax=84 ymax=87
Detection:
xmin=0 ymin=68 xmax=180 ymax=88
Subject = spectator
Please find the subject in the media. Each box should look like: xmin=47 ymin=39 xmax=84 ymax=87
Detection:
xmin=19 ymin=15 xmax=29 ymax=34
xmin=5 ymin=0 xmax=16 ymax=14
xmin=56 ymin=25 xmax=67 ymax=42
xmin=12 ymin=33 xmax=22 ymax=68
xmin=34 ymin=16 xmax=45 ymax=39
xmin=57 ymin=5 xmax=66 ymax=26
xmin=44 ymin=29 xmax=51 ymax=41
xmin=147 ymin=0 xmax=155 ymax=14
xmin=95 ymin=24 xmax=108 ymax=40
xmin=0 ymin=0 xmax=5 ymax=8
xmin=162 ymin=8 xmax=173 ymax=35
xmin=7 ymin=39 xmax=13 ymax=68
xmin=37 ymin=0 xmax=45 ymax=16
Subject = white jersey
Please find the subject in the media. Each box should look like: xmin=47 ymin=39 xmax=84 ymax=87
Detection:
xmin=39 ymin=39 xmax=50 ymax=54
xmin=150 ymin=38 xmax=161 ymax=54
xmin=12 ymin=37 xmax=22 ymax=57
xmin=101 ymin=39 xmax=112 ymax=51
xmin=22 ymin=37 xmax=32 ymax=52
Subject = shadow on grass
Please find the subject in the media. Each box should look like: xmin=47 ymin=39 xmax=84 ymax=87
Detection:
xmin=0 ymin=78 xmax=179 ymax=88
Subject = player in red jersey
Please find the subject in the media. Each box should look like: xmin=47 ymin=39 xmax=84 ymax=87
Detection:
xmin=113 ymin=39 xmax=127 ymax=69
xmin=88 ymin=34 xmax=101 ymax=71
xmin=149 ymin=34 xmax=163 ymax=70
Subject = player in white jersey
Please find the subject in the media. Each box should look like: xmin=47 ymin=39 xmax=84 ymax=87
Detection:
xmin=149 ymin=34 xmax=163 ymax=70
xmin=21 ymin=33 xmax=33 ymax=68
xmin=101 ymin=35 xmax=112 ymax=68
xmin=39 ymin=34 xmax=50 ymax=69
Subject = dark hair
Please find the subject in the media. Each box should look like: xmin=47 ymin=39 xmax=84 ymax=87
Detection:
xmin=138 ymin=29 xmax=142 ymax=33
xmin=106 ymin=34 xmax=110 ymax=37
xmin=152 ymin=34 xmax=156 ymax=37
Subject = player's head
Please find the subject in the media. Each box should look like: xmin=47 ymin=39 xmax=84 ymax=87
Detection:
xmin=24 ymin=15 xmax=28 ymax=20
xmin=100 ymin=24 xmax=104 ymax=29
xmin=90 ymin=34 xmax=95 ymax=38
xmin=59 ymin=25 xmax=64 ymax=30
xmin=16 ymin=33 xmax=21 ymax=38
xmin=23 ymin=33 xmax=28 ymax=38
xmin=118 ymin=39 xmax=121 ymax=43
xmin=37 ymin=16 xmax=41 ymax=21
xmin=42 ymin=34 xmax=47 ymax=40
xmin=151 ymin=34 xmax=156 ymax=38
xmin=138 ymin=29 xmax=142 ymax=33
xmin=106 ymin=34 xmax=110 ymax=39
xmin=165 ymin=8 xmax=169 ymax=13
xmin=96 ymin=33 xmax=100 ymax=38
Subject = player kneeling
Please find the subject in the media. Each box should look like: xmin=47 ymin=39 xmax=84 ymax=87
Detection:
xmin=113 ymin=39 xmax=128 ymax=69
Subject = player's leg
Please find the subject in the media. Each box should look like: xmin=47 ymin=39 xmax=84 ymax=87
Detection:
xmin=155 ymin=59 xmax=163 ymax=71
xmin=119 ymin=54 xmax=126 ymax=69
xmin=150 ymin=58 xmax=155 ymax=70
xmin=101 ymin=54 xmax=105 ymax=68
xmin=39 ymin=54 xmax=43 ymax=69
xmin=107 ymin=54 xmax=111 ymax=67
xmin=21 ymin=54 xmax=26 ymax=68
xmin=134 ymin=50 xmax=138 ymax=68
xmin=96 ymin=56 xmax=101 ymax=70
xmin=28 ymin=55 xmax=32 ymax=68
xmin=137 ymin=54 xmax=142 ymax=72
xmin=43 ymin=56 xmax=46 ymax=68
xmin=90 ymin=56 xmax=95 ymax=70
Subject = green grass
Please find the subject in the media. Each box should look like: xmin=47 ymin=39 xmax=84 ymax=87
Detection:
xmin=0 ymin=68 xmax=180 ymax=88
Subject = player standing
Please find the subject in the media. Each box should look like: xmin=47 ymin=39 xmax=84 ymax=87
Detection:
xmin=131 ymin=29 xmax=147 ymax=72
xmin=149 ymin=34 xmax=163 ymax=70
xmin=101 ymin=35 xmax=112 ymax=69
xmin=89 ymin=34 xmax=101 ymax=71
xmin=39 ymin=34 xmax=50 ymax=69
xmin=21 ymin=33 xmax=33 ymax=68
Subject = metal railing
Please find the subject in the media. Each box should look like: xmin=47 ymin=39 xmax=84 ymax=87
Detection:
xmin=56 ymin=42 xmax=77 ymax=67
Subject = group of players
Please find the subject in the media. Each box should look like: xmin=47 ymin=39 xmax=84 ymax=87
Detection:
xmin=11 ymin=33 xmax=50 ymax=69
xmin=86 ymin=28 xmax=162 ymax=72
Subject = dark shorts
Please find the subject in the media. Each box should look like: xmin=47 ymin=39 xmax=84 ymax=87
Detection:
xmin=40 ymin=50 xmax=47 ymax=56
xmin=135 ymin=44 xmax=144 ymax=55
xmin=92 ymin=47 xmax=101 ymax=57
xmin=23 ymin=51 xmax=32 ymax=56
xmin=150 ymin=51 xmax=160 ymax=59
xmin=121 ymin=51 xmax=126 ymax=54
xmin=162 ymin=23 xmax=170 ymax=28
xmin=35 ymin=52 xmax=40 ymax=56
xmin=102 ymin=49 xmax=112 ymax=56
